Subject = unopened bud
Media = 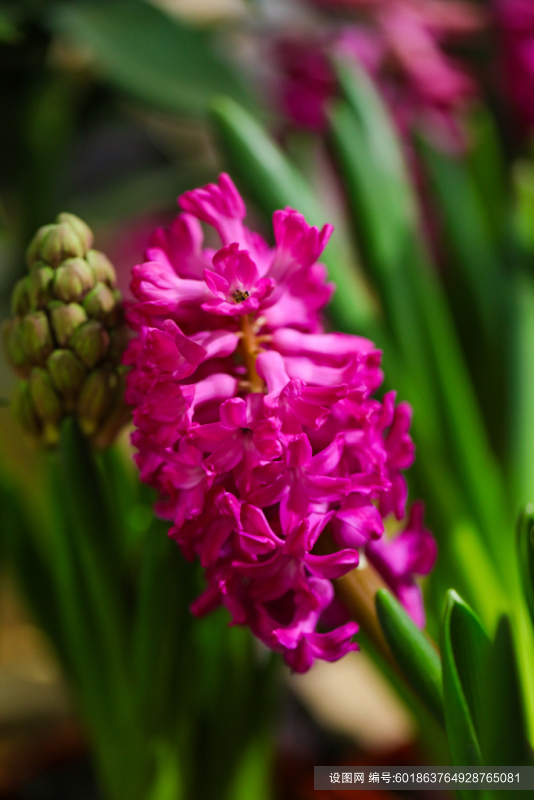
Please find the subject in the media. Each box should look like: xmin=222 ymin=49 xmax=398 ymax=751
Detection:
xmin=70 ymin=320 xmax=110 ymax=368
xmin=86 ymin=249 xmax=117 ymax=287
xmin=11 ymin=381 xmax=41 ymax=439
xmin=29 ymin=267 xmax=55 ymax=309
xmin=53 ymin=257 xmax=95 ymax=302
xmin=30 ymin=367 xmax=62 ymax=424
xmin=77 ymin=368 xmax=116 ymax=436
xmin=11 ymin=277 xmax=31 ymax=316
xmin=47 ymin=349 xmax=87 ymax=410
xmin=22 ymin=312 xmax=54 ymax=365
xmin=2 ymin=319 xmax=28 ymax=372
xmin=39 ymin=223 xmax=86 ymax=267
xmin=6 ymin=212 xmax=128 ymax=447
xmin=26 ymin=224 xmax=55 ymax=267
xmin=83 ymin=282 xmax=119 ymax=325
xmin=56 ymin=213 xmax=93 ymax=252
xmin=50 ymin=302 xmax=87 ymax=346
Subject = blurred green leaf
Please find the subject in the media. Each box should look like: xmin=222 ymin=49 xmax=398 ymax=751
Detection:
xmin=0 ymin=475 xmax=67 ymax=661
xmin=330 ymin=59 xmax=510 ymax=578
xmin=375 ymin=588 xmax=443 ymax=724
xmin=419 ymin=140 xmax=502 ymax=345
xmin=510 ymin=272 xmax=534 ymax=508
xmin=513 ymin=161 xmax=534 ymax=253
xmin=451 ymin=521 xmax=508 ymax=632
xmin=210 ymin=95 xmax=378 ymax=336
xmin=440 ymin=591 xmax=489 ymax=771
xmin=0 ymin=9 xmax=20 ymax=43
xmin=70 ymin=166 xmax=213 ymax=228
xmin=148 ymin=741 xmax=183 ymax=800
xmin=132 ymin=518 xmax=195 ymax=737
xmin=517 ymin=507 xmax=534 ymax=632
xmin=467 ymin=107 xmax=506 ymax=243
xmin=51 ymin=0 xmax=258 ymax=118
xmin=480 ymin=616 xmax=532 ymax=769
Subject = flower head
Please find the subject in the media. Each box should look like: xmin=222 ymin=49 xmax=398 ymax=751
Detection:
xmin=125 ymin=173 xmax=436 ymax=672
xmin=275 ymin=0 xmax=483 ymax=150
xmin=2 ymin=213 xmax=128 ymax=447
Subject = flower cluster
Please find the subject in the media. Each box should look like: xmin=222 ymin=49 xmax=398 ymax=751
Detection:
xmin=125 ymin=173 xmax=436 ymax=672
xmin=276 ymin=0 xmax=483 ymax=150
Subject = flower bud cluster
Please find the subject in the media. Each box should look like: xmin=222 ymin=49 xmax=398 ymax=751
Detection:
xmin=2 ymin=213 xmax=128 ymax=446
xmin=125 ymin=174 xmax=436 ymax=672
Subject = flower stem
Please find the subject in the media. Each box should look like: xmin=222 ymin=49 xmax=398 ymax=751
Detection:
xmin=334 ymin=562 xmax=396 ymax=667
xmin=239 ymin=314 xmax=265 ymax=393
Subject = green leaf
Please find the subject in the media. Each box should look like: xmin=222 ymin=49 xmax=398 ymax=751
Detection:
xmin=147 ymin=741 xmax=183 ymax=800
xmin=51 ymin=0 xmax=257 ymax=118
xmin=479 ymin=616 xmax=532 ymax=768
xmin=517 ymin=507 xmax=534 ymax=636
xmin=375 ymin=588 xmax=443 ymax=724
xmin=512 ymin=161 xmax=534 ymax=253
xmin=419 ymin=139 xmax=502 ymax=345
xmin=510 ymin=273 xmax=534 ymax=509
xmin=132 ymin=519 xmax=196 ymax=737
xmin=330 ymin=58 xmax=510 ymax=577
xmin=440 ymin=591 xmax=490 ymax=771
xmin=0 ymin=477 xmax=67 ymax=663
xmin=210 ymin=95 xmax=378 ymax=335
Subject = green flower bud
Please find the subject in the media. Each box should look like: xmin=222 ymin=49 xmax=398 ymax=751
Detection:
xmin=70 ymin=320 xmax=110 ymax=369
xmin=77 ymin=368 xmax=116 ymax=436
xmin=85 ymin=249 xmax=117 ymax=287
xmin=29 ymin=267 xmax=55 ymax=309
xmin=56 ymin=213 xmax=93 ymax=252
xmin=22 ymin=312 xmax=54 ymax=365
xmin=11 ymin=276 xmax=31 ymax=316
xmin=2 ymin=319 xmax=28 ymax=372
xmin=39 ymin=222 xmax=86 ymax=267
xmin=29 ymin=367 xmax=62 ymax=447
xmin=11 ymin=381 xmax=41 ymax=439
xmin=47 ymin=349 xmax=87 ymax=410
xmin=26 ymin=224 xmax=55 ymax=268
xmin=53 ymin=257 xmax=95 ymax=302
xmin=50 ymin=302 xmax=87 ymax=346
xmin=83 ymin=282 xmax=120 ymax=326
xmin=5 ymin=212 xmax=129 ymax=447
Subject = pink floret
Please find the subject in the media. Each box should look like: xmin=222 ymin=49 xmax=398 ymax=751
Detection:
xmin=125 ymin=173 xmax=436 ymax=671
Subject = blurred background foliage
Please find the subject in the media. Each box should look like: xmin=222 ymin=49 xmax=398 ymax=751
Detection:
xmin=2 ymin=0 xmax=534 ymax=796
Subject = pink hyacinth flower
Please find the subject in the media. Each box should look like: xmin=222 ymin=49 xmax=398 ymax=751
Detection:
xmin=125 ymin=172 xmax=436 ymax=671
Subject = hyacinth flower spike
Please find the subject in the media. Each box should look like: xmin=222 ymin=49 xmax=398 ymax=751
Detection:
xmin=125 ymin=173 xmax=437 ymax=672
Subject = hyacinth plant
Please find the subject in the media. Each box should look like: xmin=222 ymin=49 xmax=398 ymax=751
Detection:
xmin=4 ymin=0 xmax=534 ymax=795
xmin=124 ymin=171 xmax=437 ymax=673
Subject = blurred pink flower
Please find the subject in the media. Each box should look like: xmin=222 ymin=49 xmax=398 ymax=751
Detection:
xmin=125 ymin=173 xmax=436 ymax=671
xmin=495 ymin=0 xmax=534 ymax=128
xmin=276 ymin=0 xmax=484 ymax=149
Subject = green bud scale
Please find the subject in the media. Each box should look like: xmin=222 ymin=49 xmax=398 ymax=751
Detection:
xmin=2 ymin=213 xmax=129 ymax=447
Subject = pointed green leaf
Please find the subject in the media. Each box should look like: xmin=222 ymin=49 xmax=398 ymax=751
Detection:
xmin=480 ymin=616 xmax=532 ymax=767
xmin=375 ymin=588 xmax=443 ymax=724
xmin=441 ymin=590 xmax=490 ymax=772
xmin=210 ymin=95 xmax=377 ymax=335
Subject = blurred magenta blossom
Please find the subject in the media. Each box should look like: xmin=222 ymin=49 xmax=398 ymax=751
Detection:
xmin=496 ymin=0 xmax=534 ymax=128
xmin=277 ymin=0 xmax=483 ymax=150
xmin=124 ymin=174 xmax=436 ymax=672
